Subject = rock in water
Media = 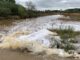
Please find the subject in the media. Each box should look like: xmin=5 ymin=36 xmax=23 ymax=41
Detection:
xmin=17 ymin=29 xmax=61 ymax=48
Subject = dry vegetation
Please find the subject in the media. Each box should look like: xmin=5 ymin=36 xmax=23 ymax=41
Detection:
xmin=59 ymin=13 xmax=80 ymax=21
xmin=49 ymin=27 xmax=80 ymax=52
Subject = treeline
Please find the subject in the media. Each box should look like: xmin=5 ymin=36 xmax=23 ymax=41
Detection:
xmin=25 ymin=10 xmax=61 ymax=18
xmin=63 ymin=8 xmax=80 ymax=13
xmin=28 ymin=8 xmax=80 ymax=18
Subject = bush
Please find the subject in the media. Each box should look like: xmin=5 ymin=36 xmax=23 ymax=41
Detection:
xmin=0 ymin=7 xmax=11 ymax=17
xmin=26 ymin=10 xmax=38 ymax=18
xmin=17 ymin=5 xmax=27 ymax=18
xmin=9 ymin=4 xmax=18 ymax=15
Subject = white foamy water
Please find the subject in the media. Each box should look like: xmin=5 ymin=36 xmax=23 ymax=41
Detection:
xmin=17 ymin=29 xmax=53 ymax=47
xmin=9 ymin=15 xmax=63 ymax=32
xmin=9 ymin=15 xmax=80 ymax=33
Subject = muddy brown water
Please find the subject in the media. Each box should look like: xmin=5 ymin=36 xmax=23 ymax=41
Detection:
xmin=0 ymin=49 xmax=77 ymax=60
xmin=0 ymin=15 xmax=80 ymax=60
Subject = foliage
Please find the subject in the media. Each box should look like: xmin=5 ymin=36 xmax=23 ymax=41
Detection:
xmin=49 ymin=26 xmax=80 ymax=52
xmin=0 ymin=0 xmax=39 ymax=18
xmin=26 ymin=1 xmax=36 ymax=10
xmin=64 ymin=8 xmax=80 ymax=13
xmin=57 ymin=27 xmax=75 ymax=40
xmin=0 ymin=7 xmax=11 ymax=17
xmin=0 ymin=0 xmax=27 ymax=18
xmin=17 ymin=5 xmax=27 ymax=18
xmin=64 ymin=43 xmax=75 ymax=52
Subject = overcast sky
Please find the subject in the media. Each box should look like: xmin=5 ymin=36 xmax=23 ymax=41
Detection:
xmin=16 ymin=0 xmax=80 ymax=10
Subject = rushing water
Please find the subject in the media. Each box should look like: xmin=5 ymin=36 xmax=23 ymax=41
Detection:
xmin=10 ymin=15 xmax=80 ymax=32
xmin=0 ymin=15 xmax=80 ymax=60
xmin=0 ymin=15 xmax=80 ymax=35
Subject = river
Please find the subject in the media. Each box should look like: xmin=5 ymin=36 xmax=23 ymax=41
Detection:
xmin=0 ymin=15 xmax=80 ymax=34
xmin=0 ymin=15 xmax=80 ymax=60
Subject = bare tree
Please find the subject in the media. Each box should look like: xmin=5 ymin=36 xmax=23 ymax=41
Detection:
xmin=26 ymin=1 xmax=36 ymax=10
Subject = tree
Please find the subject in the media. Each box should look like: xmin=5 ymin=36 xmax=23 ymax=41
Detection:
xmin=26 ymin=1 xmax=36 ymax=10
xmin=17 ymin=4 xmax=27 ymax=18
xmin=0 ymin=0 xmax=27 ymax=18
xmin=0 ymin=7 xmax=11 ymax=17
xmin=8 ymin=0 xmax=15 ymax=3
xmin=5 ymin=0 xmax=15 ymax=3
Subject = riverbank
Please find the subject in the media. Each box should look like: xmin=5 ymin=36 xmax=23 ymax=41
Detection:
xmin=0 ymin=13 xmax=58 ymax=20
xmin=59 ymin=13 xmax=80 ymax=21
xmin=0 ymin=13 xmax=80 ymax=21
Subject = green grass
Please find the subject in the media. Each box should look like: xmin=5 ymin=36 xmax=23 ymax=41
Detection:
xmin=49 ymin=26 xmax=80 ymax=52
xmin=50 ymin=27 xmax=80 ymax=39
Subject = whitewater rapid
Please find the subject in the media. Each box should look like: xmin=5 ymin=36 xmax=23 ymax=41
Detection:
xmin=8 ymin=15 xmax=80 ymax=34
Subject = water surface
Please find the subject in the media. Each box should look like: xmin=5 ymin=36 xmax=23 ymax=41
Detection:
xmin=0 ymin=15 xmax=80 ymax=60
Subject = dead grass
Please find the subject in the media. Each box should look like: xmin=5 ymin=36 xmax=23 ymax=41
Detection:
xmin=60 ymin=13 xmax=80 ymax=21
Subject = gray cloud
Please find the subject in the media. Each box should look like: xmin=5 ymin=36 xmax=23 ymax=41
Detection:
xmin=16 ymin=0 xmax=80 ymax=10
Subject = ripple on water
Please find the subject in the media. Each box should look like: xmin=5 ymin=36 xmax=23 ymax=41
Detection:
xmin=8 ymin=15 xmax=80 ymax=33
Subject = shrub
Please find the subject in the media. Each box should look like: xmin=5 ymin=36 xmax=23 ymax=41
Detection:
xmin=0 ymin=8 xmax=11 ymax=17
xmin=17 ymin=5 xmax=27 ymax=18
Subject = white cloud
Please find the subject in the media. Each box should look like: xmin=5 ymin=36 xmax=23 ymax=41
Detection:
xmin=16 ymin=0 xmax=80 ymax=10
xmin=60 ymin=0 xmax=67 ymax=3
